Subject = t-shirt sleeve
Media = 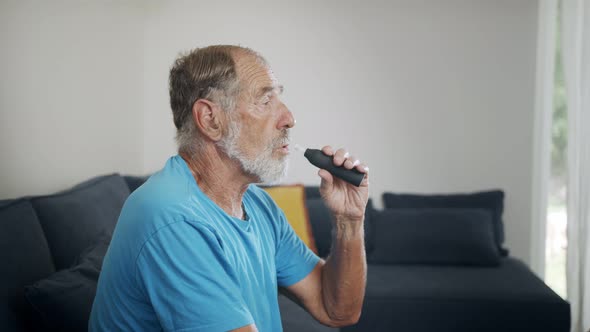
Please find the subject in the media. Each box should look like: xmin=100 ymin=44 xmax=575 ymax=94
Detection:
xmin=275 ymin=209 xmax=321 ymax=287
xmin=135 ymin=220 xmax=254 ymax=332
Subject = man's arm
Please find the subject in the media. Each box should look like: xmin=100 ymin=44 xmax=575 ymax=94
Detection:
xmin=282 ymin=146 xmax=369 ymax=327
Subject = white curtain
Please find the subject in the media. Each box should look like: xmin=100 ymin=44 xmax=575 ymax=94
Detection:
xmin=562 ymin=0 xmax=590 ymax=331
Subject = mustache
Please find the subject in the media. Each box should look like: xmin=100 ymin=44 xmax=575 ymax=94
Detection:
xmin=273 ymin=130 xmax=290 ymax=148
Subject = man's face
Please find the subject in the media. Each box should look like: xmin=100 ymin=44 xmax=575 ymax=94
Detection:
xmin=218 ymin=55 xmax=295 ymax=184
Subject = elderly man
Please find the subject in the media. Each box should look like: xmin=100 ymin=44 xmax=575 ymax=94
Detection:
xmin=89 ymin=45 xmax=369 ymax=332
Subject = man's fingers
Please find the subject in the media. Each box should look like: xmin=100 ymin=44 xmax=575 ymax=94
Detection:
xmin=332 ymin=148 xmax=349 ymax=166
xmin=321 ymin=145 xmax=334 ymax=156
xmin=319 ymin=145 xmax=369 ymax=182
xmin=343 ymin=156 xmax=358 ymax=169
xmin=356 ymin=162 xmax=369 ymax=174
xmin=357 ymin=162 xmax=369 ymax=185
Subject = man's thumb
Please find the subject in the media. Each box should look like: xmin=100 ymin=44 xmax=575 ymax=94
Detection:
xmin=318 ymin=169 xmax=334 ymax=192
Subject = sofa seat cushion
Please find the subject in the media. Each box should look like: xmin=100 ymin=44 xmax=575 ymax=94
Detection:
xmin=31 ymin=174 xmax=129 ymax=269
xmin=0 ymin=199 xmax=55 ymax=331
xmin=343 ymin=258 xmax=570 ymax=332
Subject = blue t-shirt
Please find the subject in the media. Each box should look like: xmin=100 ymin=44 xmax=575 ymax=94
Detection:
xmin=89 ymin=155 xmax=320 ymax=332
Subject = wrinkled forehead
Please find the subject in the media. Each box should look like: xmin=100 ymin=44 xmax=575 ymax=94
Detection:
xmin=234 ymin=52 xmax=280 ymax=97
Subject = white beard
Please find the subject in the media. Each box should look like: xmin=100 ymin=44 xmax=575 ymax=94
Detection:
xmin=218 ymin=118 xmax=289 ymax=185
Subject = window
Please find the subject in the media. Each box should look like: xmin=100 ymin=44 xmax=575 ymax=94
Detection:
xmin=544 ymin=2 xmax=567 ymax=299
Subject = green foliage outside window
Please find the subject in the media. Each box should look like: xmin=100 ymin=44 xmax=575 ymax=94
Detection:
xmin=550 ymin=5 xmax=567 ymax=206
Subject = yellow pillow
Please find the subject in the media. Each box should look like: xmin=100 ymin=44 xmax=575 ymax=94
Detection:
xmin=263 ymin=185 xmax=318 ymax=254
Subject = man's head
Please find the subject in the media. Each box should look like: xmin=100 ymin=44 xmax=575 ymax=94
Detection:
xmin=169 ymin=45 xmax=295 ymax=184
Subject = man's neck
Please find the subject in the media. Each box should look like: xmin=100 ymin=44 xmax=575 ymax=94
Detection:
xmin=180 ymin=148 xmax=252 ymax=220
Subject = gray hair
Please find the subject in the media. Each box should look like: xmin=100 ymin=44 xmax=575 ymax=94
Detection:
xmin=169 ymin=45 xmax=263 ymax=154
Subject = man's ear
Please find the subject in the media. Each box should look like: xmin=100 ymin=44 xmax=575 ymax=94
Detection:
xmin=192 ymin=99 xmax=224 ymax=141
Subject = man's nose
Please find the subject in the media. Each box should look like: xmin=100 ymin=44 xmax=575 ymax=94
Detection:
xmin=278 ymin=102 xmax=295 ymax=129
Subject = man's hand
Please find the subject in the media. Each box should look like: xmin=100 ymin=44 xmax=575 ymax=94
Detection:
xmin=317 ymin=146 xmax=369 ymax=221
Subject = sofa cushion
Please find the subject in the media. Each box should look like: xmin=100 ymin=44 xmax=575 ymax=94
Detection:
xmin=263 ymin=185 xmax=317 ymax=253
xmin=0 ymin=199 xmax=55 ymax=331
xmin=369 ymin=208 xmax=500 ymax=266
xmin=31 ymin=174 xmax=129 ymax=269
xmin=382 ymin=190 xmax=506 ymax=254
xmin=342 ymin=258 xmax=570 ymax=332
xmin=25 ymin=240 xmax=109 ymax=332
xmin=0 ymin=302 xmax=21 ymax=331
xmin=0 ymin=198 xmax=17 ymax=208
xmin=304 ymin=186 xmax=323 ymax=199
xmin=307 ymin=197 xmax=375 ymax=258
xmin=305 ymin=198 xmax=332 ymax=258
xmin=123 ymin=175 xmax=149 ymax=193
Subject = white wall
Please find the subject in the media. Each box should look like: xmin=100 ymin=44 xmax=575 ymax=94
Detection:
xmin=0 ymin=0 xmax=145 ymax=198
xmin=0 ymin=0 xmax=539 ymax=265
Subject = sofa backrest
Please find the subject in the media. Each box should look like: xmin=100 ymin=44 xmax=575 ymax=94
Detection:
xmin=0 ymin=199 xmax=56 ymax=331
xmin=0 ymin=174 xmax=134 ymax=332
xmin=382 ymin=190 xmax=508 ymax=255
xmin=30 ymin=174 xmax=131 ymax=270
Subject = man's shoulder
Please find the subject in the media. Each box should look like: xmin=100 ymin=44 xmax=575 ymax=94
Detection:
xmin=129 ymin=173 xmax=190 ymax=211
xmin=114 ymin=157 xmax=202 ymax=240
xmin=127 ymin=157 xmax=195 ymax=212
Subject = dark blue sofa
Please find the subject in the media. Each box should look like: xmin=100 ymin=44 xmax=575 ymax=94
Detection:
xmin=0 ymin=174 xmax=570 ymax=332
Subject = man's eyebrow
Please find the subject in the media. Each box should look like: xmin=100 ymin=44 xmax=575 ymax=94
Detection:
xmin=258 ymin=85 xmax=284 ymax=97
